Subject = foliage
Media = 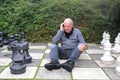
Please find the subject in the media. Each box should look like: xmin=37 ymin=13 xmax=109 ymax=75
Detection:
xmin=0 ymin=0 xmax=119 ymax=43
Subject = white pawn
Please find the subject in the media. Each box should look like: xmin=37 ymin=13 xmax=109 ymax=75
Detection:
xmin=115 ymin=33 xmax=120 ymax=76
xmin=116 ymin=65 xmax=120 ymax=76
xmin=101 ymin=31 xmax=107 ymax=46
xmin=101 ymin=33 xmax=115 ymax=64
xmin=112 ymin=34 xmax=120 ymax=53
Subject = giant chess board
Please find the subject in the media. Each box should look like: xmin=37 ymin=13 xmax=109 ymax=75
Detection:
xmin=0 ymin=43 xmax=120 ymax=80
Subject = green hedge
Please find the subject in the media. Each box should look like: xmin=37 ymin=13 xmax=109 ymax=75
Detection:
xmin=0 ymin=0 xmax=120 ymax=43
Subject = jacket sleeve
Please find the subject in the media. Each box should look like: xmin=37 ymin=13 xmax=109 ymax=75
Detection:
xmin=52 ymin=30 xmax=63 ymax=45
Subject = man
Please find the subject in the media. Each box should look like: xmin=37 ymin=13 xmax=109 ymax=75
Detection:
xmin=44 ymin=18 xmax=88 ymax=72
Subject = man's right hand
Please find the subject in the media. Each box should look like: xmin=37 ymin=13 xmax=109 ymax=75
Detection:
xmin=60 ymin=23 xmax=64 ymax=31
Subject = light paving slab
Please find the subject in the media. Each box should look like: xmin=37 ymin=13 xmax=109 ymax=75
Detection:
xmin=86 ymin=49 xmax=104 ymax=54
xmin=29 ymin=52 xmax=43 ymax=59
xmin=0 ymin=67 xmax=37 ymax=79
xmin=36 ymin=67 xmax=71 ymax=80
xmin=95 ymin=60 xmax=120 ymax=67
xmin=87 ymin=43 xmax=99 ymax=46
xmin=0 ymin=67 xmax=5 ymax=73
xmin=45 ymin=49 xmax=50 ymax=54
xmin=2 ymin=46 xmax=8 ymax=49
xmin=72 ymin=68 xmax=110 ymax=80
xmin=1 ymin=49 xmax=11 ymax=53
xmin=79 ymin=53 xmax=91 ymax=60
xmin=0 ymin=58 xmax=12 ymax=66
xmin=48 ymin=43 xmax=52 ymax=46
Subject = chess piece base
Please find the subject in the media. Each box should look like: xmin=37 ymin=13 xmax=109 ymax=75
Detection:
xmin=116 ymin=66 xmax=120 ymax=76
xmin=101 ymin=60 xmax=114 ymax=64
xmin=10 ymin=64 xmax=26 ymax=74
xmin=0 ymin=44 xmax=3 ymax=47
xmin=24 ymin=57 xmax=32 ymax=64
xmin=2 ymin=41 xmax=9 ymax=45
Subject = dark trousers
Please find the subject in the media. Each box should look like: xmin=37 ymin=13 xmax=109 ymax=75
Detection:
xmin=50 ymin=44 xmax=82 ymax=63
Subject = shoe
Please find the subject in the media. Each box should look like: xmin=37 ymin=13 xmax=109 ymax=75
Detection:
xmin=44 ymin=63 xmax=61 ymax=71
xmin=62 ymin=60 xmax=74 ymax=72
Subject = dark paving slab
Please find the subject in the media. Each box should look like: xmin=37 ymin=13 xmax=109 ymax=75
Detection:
xmin=75 ymin=59 xmax=99 ymax=68
xmin=29 ymin=49 xmax=44 ymax=53
xmin=43 ymin=54 xmax=50 ymax=59
xmin=26 ymin=59 xmax=41 ymax=67
xmin=89 ymin=54 xmax=103 ymax=60
xmin=103 ymin=68 xmax=120 ymax=80
xmin=36 ymin=67 xmax=71 ymax=80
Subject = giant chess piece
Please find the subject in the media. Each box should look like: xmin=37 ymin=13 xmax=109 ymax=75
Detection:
xmin=14 ymin=34 xmax=19 ymax=43
xmin=101 ymin=31 xmax=107 ymax=46
xmin=0 ymin=32 xmax=3 ymax=47
xmin=116 ymin=65 xmax=120 ymax=76
xmin=21 ymin=32 xmax=32 ymax=63
xmin=101 ymin=33 xmax=115 ymax=64
xmin=2 ymin=31 xmax=9 ymax=45
xmin=116 ymin=33 xmax=120 ymax=62
xmin=7 ymin=35 xmax=15 ymax=51
xmin=9 ymin=42 xmax=26 ymax=74
xmin=112 ymin=33 xmax=120 ymax=53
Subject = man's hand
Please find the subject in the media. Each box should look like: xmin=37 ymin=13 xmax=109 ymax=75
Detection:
xmin=60 ymin=23 xmax=64 ymax=31
xmin=78 ymin=44 xmax=88 ymax=51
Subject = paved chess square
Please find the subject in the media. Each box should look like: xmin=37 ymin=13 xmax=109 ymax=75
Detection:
xmin=36 ymin=67 xmax=71 ymax=80
xmin=0 ymin=43 xmax=120 ymax=80
xmin=0 ymin=67 xmax=37 ymax=79
xmin=72 ymin=68 xmax=110 ymax=80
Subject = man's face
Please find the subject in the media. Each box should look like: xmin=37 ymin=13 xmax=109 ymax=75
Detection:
xmin=63 ymin=22 xmax=73 ymax=33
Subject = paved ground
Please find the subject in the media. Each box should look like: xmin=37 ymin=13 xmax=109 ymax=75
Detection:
xmin=0 ymin=43 xmax=120 ymax=80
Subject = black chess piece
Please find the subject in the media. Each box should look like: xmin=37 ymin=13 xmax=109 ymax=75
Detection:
xmin=9 ymin=42 xmax=26 ymax=74
xmin=21 ymin=32 xmax=32 ymax=63
xmin=2 ymin=31 xmax=9 ymax=45
xmin=14 ymin=34 xmax=19 ymax=43
xmin=21 ymin=32 xmax=26 ymax=41
xmin=7 ymin=35 xmax=15 ymax=51
xmin=0 ymin=32 xmax=3 ymax=47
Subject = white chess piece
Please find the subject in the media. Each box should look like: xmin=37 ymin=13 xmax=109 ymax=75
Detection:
xmin=116 ymin=65 xmax=120 ymax=76
xmin=101 ymin=33 xmax=115 ymax=64
xmin=112 ymin=34 xmax=120 ymax=53
xmin=101 ymin=31 xmax=107 ymax=46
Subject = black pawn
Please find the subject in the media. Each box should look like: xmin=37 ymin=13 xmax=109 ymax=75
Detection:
xmin=21 ymin=32 xmax=26 ymax=41
xmin=7 ymin=35 xmax=15 ymax=51
xmin=14 ymin=34 xmax=19 ymax=43
xmin=0 ymin=32 xmax=3 ymax=47
xmin=21 ymin=32 xmax=32 ymax=63
xmin=2 ymin=31 xmax=9 ymax=45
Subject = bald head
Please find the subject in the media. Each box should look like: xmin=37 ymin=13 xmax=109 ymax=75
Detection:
xmin=64 ymin=18 xmax=73 ymax=26
xmin=63 ymin=18 xmax=74 ymax=33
